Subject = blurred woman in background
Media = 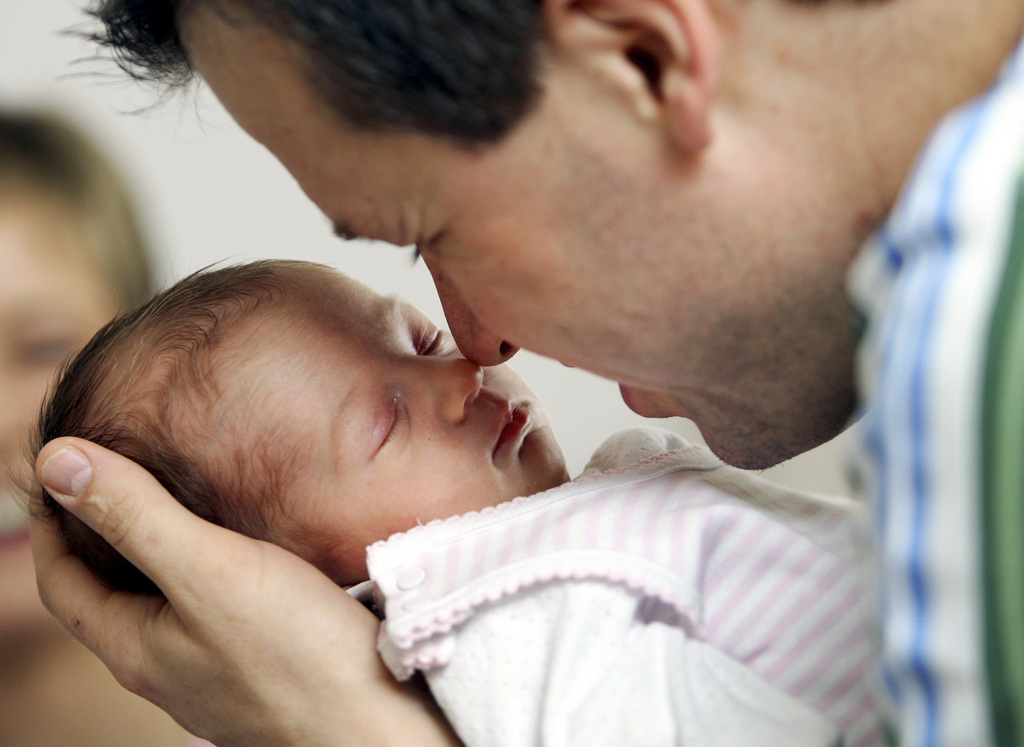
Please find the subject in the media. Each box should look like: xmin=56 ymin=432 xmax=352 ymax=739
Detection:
xmin=0 ymin=107 xmax=207 ymax=746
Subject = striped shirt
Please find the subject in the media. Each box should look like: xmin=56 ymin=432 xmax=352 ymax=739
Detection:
xmin=369 ymin=428 xmax=883 ymax=746
xmin=848 ymin=33 xmax=1024 ymax=747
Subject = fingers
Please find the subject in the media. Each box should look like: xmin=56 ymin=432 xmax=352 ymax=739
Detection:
xmin=29 ymin=502 xmax=168 ymax=689
xmin=35 ymin=437 xmax=233 ymax=608
xmin=29 ymin=492 xmax=116 ymax=642
xmin=31 ymin=438 xmax=461 ymax=746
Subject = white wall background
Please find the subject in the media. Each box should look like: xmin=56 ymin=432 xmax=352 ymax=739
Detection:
xmin=1 ymin=0 xmax=856 ymax=491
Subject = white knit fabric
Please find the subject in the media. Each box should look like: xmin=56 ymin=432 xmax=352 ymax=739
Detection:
xmin=369 ymin=428 xmax=884 ymax=746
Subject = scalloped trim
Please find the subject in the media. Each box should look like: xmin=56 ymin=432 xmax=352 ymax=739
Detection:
xmin=383 ymin=552 xmax=703 ymax=651
xmin=367 ymin=439 xmax=717 ymax=557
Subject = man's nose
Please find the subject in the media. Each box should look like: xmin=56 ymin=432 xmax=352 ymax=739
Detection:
xmin=429 ymin=266 xmax=519 ymax=366
xmin=431 ymin=357 xmax=484 ymax=424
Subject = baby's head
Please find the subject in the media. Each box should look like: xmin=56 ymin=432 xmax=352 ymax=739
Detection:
xmin=33 ymin=260 xmax=568 ymax=592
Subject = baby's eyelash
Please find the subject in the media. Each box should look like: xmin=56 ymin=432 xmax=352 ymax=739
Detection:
xmin=409 ymin=246 xmax=422 ymax=266
xmin=418 ymin=330 xmax=442 ymax=356
xmin=381 ymin=396 xmax=406 ymax=447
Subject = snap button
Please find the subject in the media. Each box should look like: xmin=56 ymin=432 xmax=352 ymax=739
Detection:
xmin=395 ymin=566 xmax=426 ymax=591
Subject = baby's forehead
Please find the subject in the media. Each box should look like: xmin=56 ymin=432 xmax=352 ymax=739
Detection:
xmin=284 ymin=264 xmax=386 ymax=311
xmin=210 ymin=266 xmax=433 ymax=371
xmin=217 ymin=272 xmax=377 ymax=349
xmin=281 ymin=267 xmax=421 ymax=330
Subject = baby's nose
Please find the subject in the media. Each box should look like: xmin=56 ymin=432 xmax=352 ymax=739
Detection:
xmin=436 ymin=357 xmax=484 ymax=424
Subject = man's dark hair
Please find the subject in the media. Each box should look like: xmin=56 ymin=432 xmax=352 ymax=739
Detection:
xmin=30 ymin=260 xmax=316 ymax=593
xmin=89 ymin=0 xmax=545 ymax=144
xmin=87 ymin=0 xmax=880 ymax=145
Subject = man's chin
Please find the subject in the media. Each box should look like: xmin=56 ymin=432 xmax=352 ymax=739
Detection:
xmin=618 ymin=384 xmax=818 ymax=470
xmin=702 ymin=420 xmax=844 ymax=471
xmin=702 ymin=437 xmax=788 ymax=471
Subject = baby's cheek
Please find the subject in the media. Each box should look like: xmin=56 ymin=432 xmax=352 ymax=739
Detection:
xmin=286 ymin=532 xmax=364 ymax=587
xmin=521 ymin=430 xmax=569 ymax=493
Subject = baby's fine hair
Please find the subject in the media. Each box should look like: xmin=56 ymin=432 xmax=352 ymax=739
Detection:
xmin=31 ymin=259 xmax=323 ymax=593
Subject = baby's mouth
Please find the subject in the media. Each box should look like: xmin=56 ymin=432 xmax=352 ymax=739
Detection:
xmin=493 ymin=405 xmax=530 ymax=459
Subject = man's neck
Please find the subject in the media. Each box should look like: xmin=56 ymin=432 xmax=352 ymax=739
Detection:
xmin=847 ymin=0 xmax=1024 ymax=206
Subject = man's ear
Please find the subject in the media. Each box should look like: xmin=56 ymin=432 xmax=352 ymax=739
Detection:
xmin=543 ymin=0 xmax=720 ymax=153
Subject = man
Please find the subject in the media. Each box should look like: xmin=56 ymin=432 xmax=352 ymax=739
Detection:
xmin=33 ymin=0 xmax=1024 ymax=744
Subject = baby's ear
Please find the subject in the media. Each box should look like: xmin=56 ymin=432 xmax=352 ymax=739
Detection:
xmin=542 ymin=0 xmax=721 ymax=153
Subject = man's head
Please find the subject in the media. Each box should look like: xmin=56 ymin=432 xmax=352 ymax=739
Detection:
xmin=90 ymin=0 xmax=546 ymax=144
xmin=88 ymin=0 xmax=1008 ymax=468
xmin=34 ymin=260 xmax=567 ymax=591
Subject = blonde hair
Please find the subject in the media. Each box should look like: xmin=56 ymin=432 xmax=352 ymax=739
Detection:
xmin=0 ymin=108 xmax=156 ymax=308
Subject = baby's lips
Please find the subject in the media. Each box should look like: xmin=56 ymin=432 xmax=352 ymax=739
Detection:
xmin=493 ymin=405 xmax=530 ymax=459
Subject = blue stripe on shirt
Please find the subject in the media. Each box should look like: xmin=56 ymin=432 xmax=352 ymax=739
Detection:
xmin=875 ymin=81 xmax=995 ymax=747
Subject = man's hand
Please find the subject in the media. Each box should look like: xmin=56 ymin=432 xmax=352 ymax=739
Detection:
xmin=32 ymin=437 xmax=458 ymax=746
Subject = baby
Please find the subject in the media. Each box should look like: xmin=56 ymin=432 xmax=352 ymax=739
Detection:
xmin=33 ymin=260 xmax=885 ymax=746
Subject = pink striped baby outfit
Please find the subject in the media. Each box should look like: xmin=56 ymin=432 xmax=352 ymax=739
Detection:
xmin=369 ymin=428 xmax=885 ymax=746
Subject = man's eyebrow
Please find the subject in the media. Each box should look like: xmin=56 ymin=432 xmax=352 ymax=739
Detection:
xmin=332 ymin=221 xmax=364 ymax=241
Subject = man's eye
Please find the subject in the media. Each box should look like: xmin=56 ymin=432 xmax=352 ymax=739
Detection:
xmin=414 ymin=230 xmax=446 ymax=265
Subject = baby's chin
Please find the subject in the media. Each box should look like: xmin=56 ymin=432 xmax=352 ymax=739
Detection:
xmin=518 ymin=427 xmax=570 ymax=496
